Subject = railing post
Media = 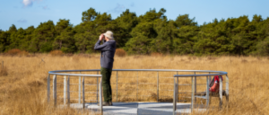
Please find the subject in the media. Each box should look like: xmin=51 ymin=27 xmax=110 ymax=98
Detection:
xmin=64 ymin=76 xmax=66 ymax=105
xmin=99 ymin=77 xmax=103 ymax=115
xmin=191 ymin=76 xmax=194 ymax=113
xmin=67 ymin=76 xmax=70 ymax=107
xmin=226 ymin=74 xmax=229 ymax=101
xmin=116 ymin=71 xmax=118 ymax=102
xmin=53 ymin=75 xmax=57 ymax=107
xmin=47 ymin=74 xmax=50 ymax=103
xmin=173 ymin=77 xmax=177 ymax=115
xmin=226 ymin=75 xmax=229 ymax=95
xmin=208 ymin=72 xmax=212 ymax=83
xmin=137 ymin=71 xmax=138 ymax=102
xmin=194 ymin=72 xmax=197 ymax=95
xmin=157 ymin=71 xmax=159 ymax=102
xmin=97 ymin=71 xmax=99 ymax=103
xmin=219 ymin=75 xmax=223 ymax=108
xmin=206 ymin=76 xmax=209 ymax=107
xmin=79 ymin=72 xmax=81 ymax=104
xmin=226 ymin=75 xmax=229 ymax=110
xmin=194 ymin=72 xmax=197 ymax=104
xmin=82 ymin=76 xmax=85 ymax=109
xmin=208 ymin=72 xmax=212 ymax=105
xmin=176 ymin=72 xmax=178 ymax=102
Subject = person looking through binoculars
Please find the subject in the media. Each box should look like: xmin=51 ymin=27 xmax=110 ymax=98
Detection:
xmin=94 ymin=30 xmax=116 ymax=106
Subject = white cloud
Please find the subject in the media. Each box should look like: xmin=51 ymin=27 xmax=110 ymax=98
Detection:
xmin=22 ymin=0 xmax=42 ymax=7
xmin=23 ymin=0 xmax=32 ymax=7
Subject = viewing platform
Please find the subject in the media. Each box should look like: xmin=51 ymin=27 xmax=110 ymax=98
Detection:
xmin=61 ymin=102 xmax=206 ymax=115
xmin=48 ymin=69 xmax=229 ymax=115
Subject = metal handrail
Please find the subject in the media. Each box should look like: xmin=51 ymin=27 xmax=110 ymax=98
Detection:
xmin=47 ymin=73 xmax=103 ymax=115
xmin=48 ymin=69 xmax=229 ymax=115
xmin=173 ymin=73 xmax=229 ymax=115
xmin=49 ymin=69 xmax=227 ymax=73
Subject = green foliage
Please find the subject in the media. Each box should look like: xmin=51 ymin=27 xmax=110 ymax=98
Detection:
xmin=54 ymin=19 xmax=76 ymax=53
xmin=114 ymin=9 xmax=138 ymax=48
xmin=81 ymin=7 xmax=98 ymax=22
xmin=0 ymin=30 xmax=10 ymax=52
xmin=115 ymin=9 xmax=138 ymax=31
xmin=175 ymin=14 xmax=197 ymax=26
xmin=8 ymin=24 xmax=17 ymax=33
xmin=151 ymin=19 xmax=173 ymax=54
xmin=254 ymin=37 xmax=269 ymax=56
xmin=30 ymin=20 xmax=55 ymax=52
xmin=0 ymin=8 xmax=268 ymax=56
xmin=125 ymin=22 xmax=156 ymax=54
xmin=138 ymin=8 xmax=167 ymax=22
xmin=74 ymin=31 xmax=96 ymax=53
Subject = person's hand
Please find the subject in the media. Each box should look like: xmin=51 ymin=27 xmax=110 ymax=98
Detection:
xmin=99 ymin=34 xmax=104 ymax=41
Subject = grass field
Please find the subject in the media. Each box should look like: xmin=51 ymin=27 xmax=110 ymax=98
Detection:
xmin=0 ymin=54 xmax=269 ymax=115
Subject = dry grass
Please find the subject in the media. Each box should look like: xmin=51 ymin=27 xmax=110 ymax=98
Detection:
xmin=0 ymin=54 xmax=268 ymax=115
xmin=0 ymin=61 xmax=8 ymax=76
xmin=0 ymin=66 xmax=8 ymax=76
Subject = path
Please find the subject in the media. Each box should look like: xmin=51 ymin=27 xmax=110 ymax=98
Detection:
xmin=65 ymin=102 xmax=206 ymax=115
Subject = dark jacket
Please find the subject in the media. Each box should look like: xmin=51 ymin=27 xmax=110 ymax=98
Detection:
xmin=94 ymin=40 xmax=116 ymax=69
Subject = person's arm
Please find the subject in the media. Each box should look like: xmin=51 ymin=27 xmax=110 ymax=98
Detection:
xmin=94 ymin=34 xmax=107 ymax=50
xmin=94 ymin=40 xmax=108 ymax=50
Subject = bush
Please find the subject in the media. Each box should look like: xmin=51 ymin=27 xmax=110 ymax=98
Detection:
xmin=6 ymin=49 xmax=21 ymax=56
xmin=5 ymin=49 xmax=29 ymax=56
xmin=19 ymin=50 xmax=29 ymax=56
xmin=115 ymin=48 xmax=126 ymax=57
xmin=50 ymin=50 xmax=63 ymax=56
xmin=151 ymin=52 xmax=163 ymax=57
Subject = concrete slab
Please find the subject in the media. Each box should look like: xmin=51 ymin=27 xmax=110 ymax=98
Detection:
xmin=61 ymin=102 xmax=206 ymax=115
xmin=138 ymin=102 xmax=192 ymax=115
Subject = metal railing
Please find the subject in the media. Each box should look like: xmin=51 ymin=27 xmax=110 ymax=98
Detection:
xmin=173 ymin=72 xmax=229 ymax=115
xmin=47 ymin=71 xmax=103 ymax=114
xmin=48 ymin=69 xmax=229 ymax=115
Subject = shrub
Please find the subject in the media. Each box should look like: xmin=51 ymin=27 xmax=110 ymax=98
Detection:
xmin=6 ymin=49 xmax=21 ymax=56
xmin=50 ymin=50 xmax=63 ymax=56
xmin=115 ymin=48 xmax=126 ymax=57
xmin=5 ymin=49 xmax=29 ymax=56
xmin=19 ymin=50 xmax=29 ymax=56
xmin=151 ymin=52 xmax=163 ymax=57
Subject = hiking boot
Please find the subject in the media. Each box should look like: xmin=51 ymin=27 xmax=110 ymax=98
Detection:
xmin=98 ymin=102 xmax=111 ymax=106
xmin=109 ymin=101 xmax=113 ymax=106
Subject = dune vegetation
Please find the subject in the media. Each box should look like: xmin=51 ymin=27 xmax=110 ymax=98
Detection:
xmin=0 ymin=53 xmax=268 ymax=115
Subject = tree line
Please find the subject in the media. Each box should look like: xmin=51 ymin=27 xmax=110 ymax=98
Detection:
xmin=0 ymin=8 xmax=269 ymax=56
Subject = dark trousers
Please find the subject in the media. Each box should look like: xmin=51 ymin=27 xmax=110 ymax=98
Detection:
xmin=101 ymin=67 xmax=112 ymax=102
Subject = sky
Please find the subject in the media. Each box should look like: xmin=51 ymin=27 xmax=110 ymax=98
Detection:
xmin=0 ymin=0 xmax=269 ymax=31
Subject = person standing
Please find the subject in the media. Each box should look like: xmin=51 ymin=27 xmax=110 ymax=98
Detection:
xmin=94 ymin=30 xmax=116 ymax=106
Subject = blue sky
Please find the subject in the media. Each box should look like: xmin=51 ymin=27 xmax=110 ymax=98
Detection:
xmin=0 ymin=0 xmax=269 ymax=31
